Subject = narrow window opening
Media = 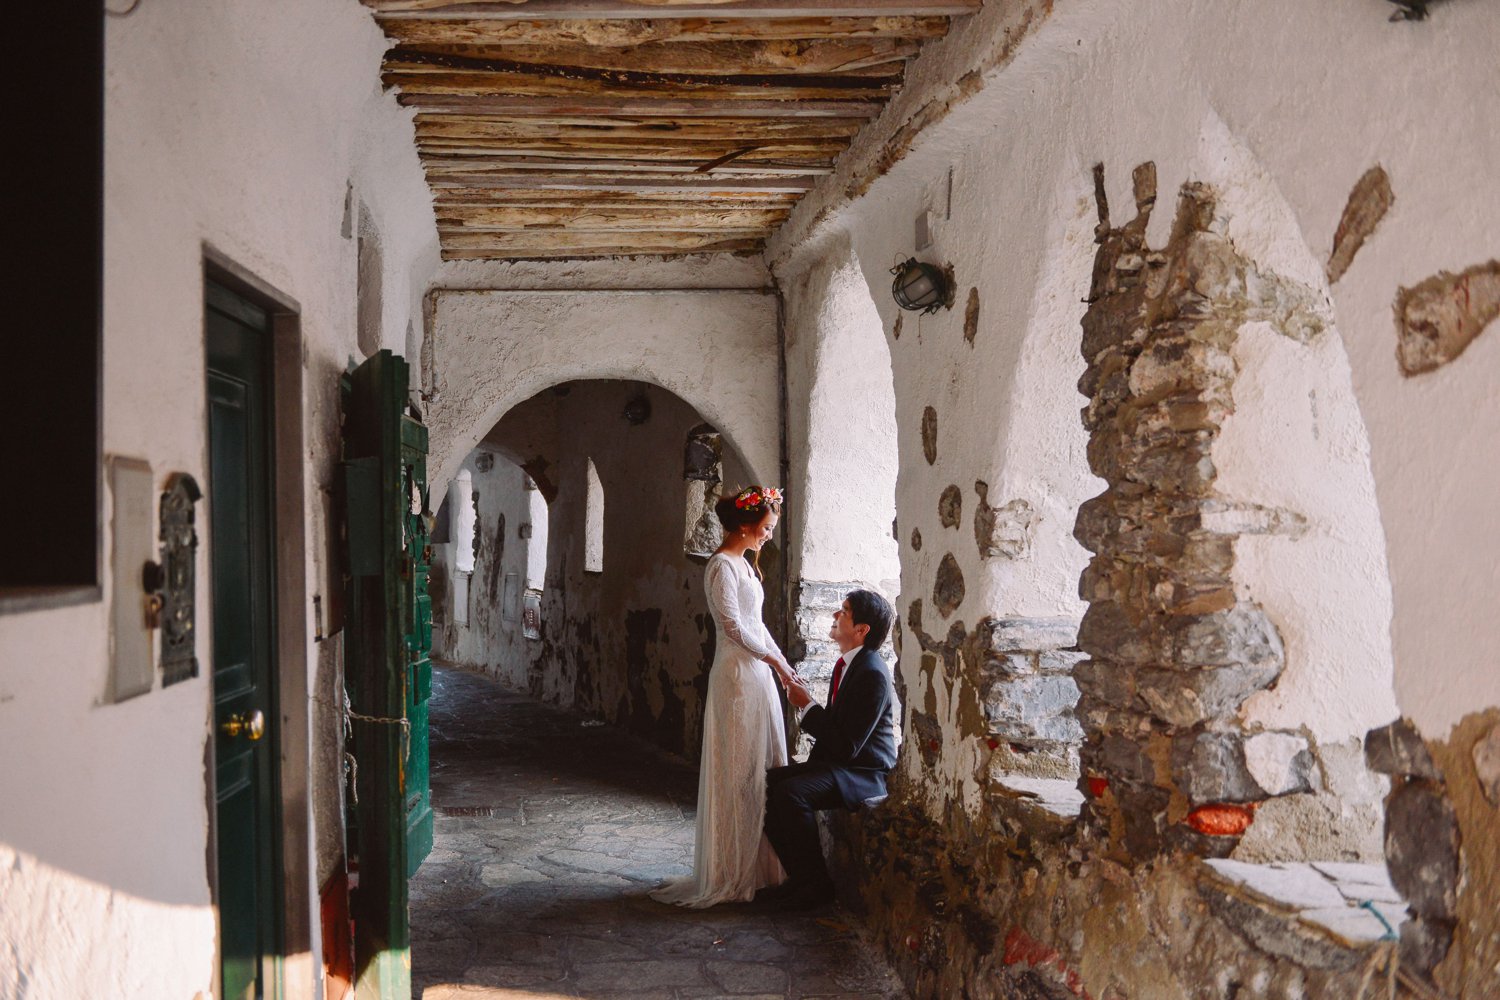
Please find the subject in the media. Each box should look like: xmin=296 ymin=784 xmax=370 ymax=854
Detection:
xmin=584 ymin=458 xmax=604 ymax=574
xmin=451 ymin=469 xmax=475 ymax=626
xmin=523 ymin=473 xmax=548 ymax=639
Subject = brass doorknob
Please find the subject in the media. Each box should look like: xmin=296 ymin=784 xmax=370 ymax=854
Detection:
xmin=221 ymin=709 xmax=265 ymax=741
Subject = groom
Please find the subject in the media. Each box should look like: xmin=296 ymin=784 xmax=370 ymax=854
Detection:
xmin=762 ymin=588 xmax=897 ymax=910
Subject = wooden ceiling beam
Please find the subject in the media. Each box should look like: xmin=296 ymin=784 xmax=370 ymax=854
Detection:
xmin=436 ymin=204 xmax=790 ymax=229
xmin=440 ymin=229 xmax=767 ymax=251
xmin=426 ymin=175 xmax=817 ymax=192
xmin=433 ymin=185 xmax=798 ymax=204
xmin=377 ymin=15 xmax=951 ymax=47
xmin=414 ymin=139 xmax=848 ymax=163
xmin=386 ymin=73 xmax=894 ymax=102
xmin=398 ymin=94 xmax=882 ymax=117
xmin=385 ymin=46 xmax=901 ymax=81
xmin=443 ymin=226 xmax=773 ymax=240
xmin=392 ymin=38 xmax=919 ymax=77
xmin=367 ymin=1 xmax=981 ymax=21
xmin=421 ymin=155 xmax=833 ymax=176
xmin=413 ymin=114 xmax=867 ymax=140
xmin=441 ymin=244 xmax=763 ymax=261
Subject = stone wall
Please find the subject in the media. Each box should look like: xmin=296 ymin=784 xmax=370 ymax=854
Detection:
xmin=830 ymin=797 xmax=1412 ymax=1000
xmin=1071 ymin=165 xmax=1327 ymax=859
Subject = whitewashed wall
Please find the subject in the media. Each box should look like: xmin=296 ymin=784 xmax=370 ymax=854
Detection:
xmin=781 ymin=241 xmax=902 ymax=595
xmin=0 ymin=1 xmax=437 ymax=996
xmin=770 ymin=0 xmax=1500 ymax=816
xmin=431 ymin=452 xmax=544 ymax=687
xmin=424 ymin=287 xmax=780 ymax=502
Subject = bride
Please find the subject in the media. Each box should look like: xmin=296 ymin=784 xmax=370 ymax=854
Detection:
xmin=652 ymin=486 xmax=798 ymax=908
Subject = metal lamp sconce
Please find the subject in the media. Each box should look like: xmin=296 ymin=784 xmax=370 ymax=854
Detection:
xmin=890 ymin=257 xmax=955 ymax=315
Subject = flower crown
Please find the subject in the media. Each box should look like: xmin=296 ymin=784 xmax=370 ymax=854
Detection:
xmin=733 ymin=486 xmax=783 ymax=510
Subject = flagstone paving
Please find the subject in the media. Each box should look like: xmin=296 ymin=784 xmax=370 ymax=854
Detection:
xmin=412 ymin=663 xmax=909 ymax=1000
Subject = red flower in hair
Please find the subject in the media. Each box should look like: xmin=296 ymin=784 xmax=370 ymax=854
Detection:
xmin=733 ymin=486 xmax=783 ymax=510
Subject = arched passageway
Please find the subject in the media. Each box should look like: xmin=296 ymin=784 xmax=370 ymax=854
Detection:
xmin=431 ymin=378 xmax=768 ymax=762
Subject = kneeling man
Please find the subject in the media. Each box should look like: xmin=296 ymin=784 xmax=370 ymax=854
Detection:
xmin=763 ymin=589 xmax=897 ymax=909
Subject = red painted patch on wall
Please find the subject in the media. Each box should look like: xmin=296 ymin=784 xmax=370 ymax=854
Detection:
xmin=1185 ymin=802 xmax=1257 ymax=836
xmin=1002 ymin=925 xmax=1094 ymax=998
xmin=321 ymin=864 xmax=355 ymax=1000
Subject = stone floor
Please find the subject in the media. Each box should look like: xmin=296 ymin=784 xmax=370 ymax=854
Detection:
xmin=411 ymin=663 xmax=910 ymax=1000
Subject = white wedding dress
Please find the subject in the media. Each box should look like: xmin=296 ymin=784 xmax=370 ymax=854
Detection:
xmin=651 ymin=552 xmax=788 ymax=907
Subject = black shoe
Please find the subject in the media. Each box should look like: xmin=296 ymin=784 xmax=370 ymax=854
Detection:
xmin=772 ymin=880 xmax=836 ymax=912
xmin=745 ymin=881 xmax=797 ymax=909
xmin=755 ymin=881 xmax=797 ymax=901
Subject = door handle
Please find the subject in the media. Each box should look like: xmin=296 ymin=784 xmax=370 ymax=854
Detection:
xmin=221 ymin=709 xmax=265 ymax=741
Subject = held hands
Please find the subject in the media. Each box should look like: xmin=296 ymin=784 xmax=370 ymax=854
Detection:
xmin=766 ymin=654 xmax=815 ymax=709
xmin=784 ymin=677 xmax=814 ymax=710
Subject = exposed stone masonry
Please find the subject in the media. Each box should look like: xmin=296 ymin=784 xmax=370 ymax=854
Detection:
xmin=1364 ymin=717 xmax=1460 ymax=975
xmin=904 ymin=603 xmax=1083 ymax=779
xmin=1072 ymin=163 xmax=1326 ymax=859
xmin=1394 ymin=259 xmax=1500 ymax=376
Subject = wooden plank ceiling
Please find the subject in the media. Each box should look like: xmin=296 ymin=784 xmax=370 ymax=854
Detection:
xmin=365 ymin=0 xmax=979 ymax=260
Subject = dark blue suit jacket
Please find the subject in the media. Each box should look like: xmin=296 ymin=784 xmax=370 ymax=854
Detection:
xmin=800 ymin=647 xmax=898 ymax=808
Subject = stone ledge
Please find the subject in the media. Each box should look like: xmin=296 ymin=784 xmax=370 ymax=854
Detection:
xmin=1201 ymin=859 xmax=1408 ymax=954
xmin=990 ymin=775 xmax=1084 ymax=819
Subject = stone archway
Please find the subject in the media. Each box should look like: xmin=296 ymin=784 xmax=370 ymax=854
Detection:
xmin=432 ymin=378 xmax=759 ymax=762
xmin=422 ymin=287 xmax=780 ymax=497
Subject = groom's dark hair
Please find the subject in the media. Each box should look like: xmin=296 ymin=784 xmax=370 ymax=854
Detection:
xmin=846 ymin=589 xmax=893 ymax=652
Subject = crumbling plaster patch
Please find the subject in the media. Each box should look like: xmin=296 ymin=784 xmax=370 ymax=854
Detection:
xmin=1428 ymin=710 xmax=1500 ymax=997
xmin=1394 ymin=260 xmax=1500 ymax=376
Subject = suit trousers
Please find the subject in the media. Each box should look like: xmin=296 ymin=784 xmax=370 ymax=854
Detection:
xmin=764 ymin=760 xmax=844 ymax=888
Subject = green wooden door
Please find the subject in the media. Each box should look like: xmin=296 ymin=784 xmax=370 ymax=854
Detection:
xmin=342 ymin=350 xmax=433 ymax=999
xmin=205 ymin=281 xmax=283 ymax=1000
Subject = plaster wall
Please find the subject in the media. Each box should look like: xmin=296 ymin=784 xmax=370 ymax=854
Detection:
xmin=432 ymin=452 xmax=543 ymax=689
xmin=773 ymin=0 xmax=1500 ymax=745
xmin=423 ymin=289 xmax=781 ymax=502
xmin=768 ymin=0 xmax=1500 ymax=992
xmin=0 ymin=1 xmax=437 ymax=995
xmin=434 ymin=254 xmax=769 ymax=292
xmin=781 ymin=243 xmax=901 ymax=593
xmin=1195 ymin=121 xmax=1399 ymax=745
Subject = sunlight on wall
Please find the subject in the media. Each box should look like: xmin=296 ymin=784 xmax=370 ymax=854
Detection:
xmin=0 ymin=843 xmax=216 ymax=997
xmin=584 ymin=458 xmax=604 ymax=574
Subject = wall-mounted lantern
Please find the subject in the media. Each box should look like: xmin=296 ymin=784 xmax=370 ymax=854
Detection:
xmin=890 ymin=257 xmax=955 ymax=315
xmin=622 ymin=394 xmax=652 ymax=425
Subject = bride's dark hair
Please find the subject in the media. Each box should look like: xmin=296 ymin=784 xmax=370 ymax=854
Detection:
xmin=714 ymin=486 xmax=782 ymax=580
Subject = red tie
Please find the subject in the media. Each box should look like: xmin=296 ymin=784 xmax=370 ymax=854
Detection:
xmin=829 ymin=656 xmax=846 ymax=705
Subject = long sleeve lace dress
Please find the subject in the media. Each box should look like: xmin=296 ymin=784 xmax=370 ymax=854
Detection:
xmin=650 ymin=552 xmax=788 ymax=907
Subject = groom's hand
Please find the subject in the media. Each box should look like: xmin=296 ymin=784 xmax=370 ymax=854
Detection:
xmin=785 ymin=678 xmax=814 ymax=709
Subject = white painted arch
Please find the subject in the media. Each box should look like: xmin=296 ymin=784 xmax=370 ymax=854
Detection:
xmin=424 ymin=288 xmax=781 ymax=499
